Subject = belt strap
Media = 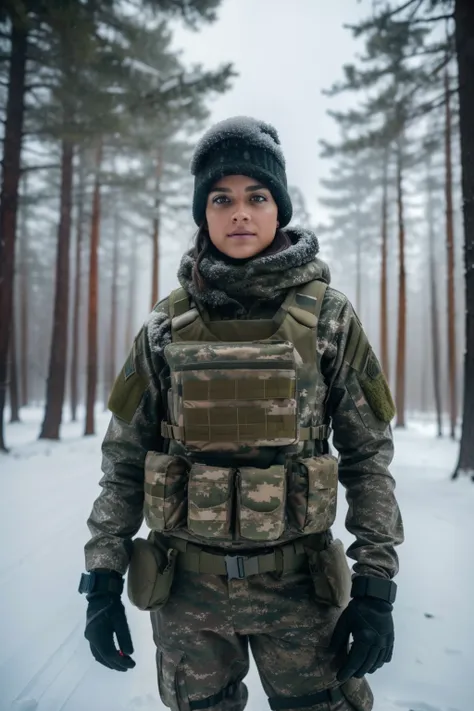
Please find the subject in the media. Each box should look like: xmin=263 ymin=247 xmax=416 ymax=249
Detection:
xmin=300 ymin=424 xmax=331 ymax=441
xmin=269 ymin=686 xmax=343 ymax=709
xmin=172 ymin=538 xmax=309 ymax=580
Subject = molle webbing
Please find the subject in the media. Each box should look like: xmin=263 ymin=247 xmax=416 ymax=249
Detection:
xmin=160 ymin=421 xmax=331 ymax=442
xmin=162 ymin=280 xmax=330 ymax=448
xmin=164 ymin=340 xmax=299 ymax=445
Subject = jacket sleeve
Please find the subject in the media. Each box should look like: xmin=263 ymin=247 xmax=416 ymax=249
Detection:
xmin=320 ymin=290 xmax=404 ymax=581
xmin=84 ymin=319 xmax=166 ymax=575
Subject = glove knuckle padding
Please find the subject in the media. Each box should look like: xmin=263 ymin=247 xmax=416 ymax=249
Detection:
xmin=333 ymin=597 xmax=395 ymax=681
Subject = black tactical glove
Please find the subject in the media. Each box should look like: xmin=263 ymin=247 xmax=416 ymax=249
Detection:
xmin=81 ymin=570 xmax=136 ymax=672
xmin=330 ymin=597 xmax=394 ymax=683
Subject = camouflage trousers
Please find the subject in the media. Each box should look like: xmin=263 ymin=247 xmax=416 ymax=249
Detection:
xmin=149 ymin=560 xmax=373 ymax=711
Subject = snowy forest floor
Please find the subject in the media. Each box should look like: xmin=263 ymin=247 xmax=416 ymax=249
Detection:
xmin=0 ymin=408 xmax=472 ymax=711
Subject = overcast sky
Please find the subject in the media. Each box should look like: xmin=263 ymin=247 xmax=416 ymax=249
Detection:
xmin=170 ymin=0 xmax=370 ymax=225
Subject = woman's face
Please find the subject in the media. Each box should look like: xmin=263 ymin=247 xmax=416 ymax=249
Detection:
xmin=205 ymin=174 xmax=279 ymax=259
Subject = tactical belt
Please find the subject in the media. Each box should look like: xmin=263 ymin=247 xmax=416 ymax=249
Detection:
xmin=170 ymin=537 xmax=327 ymax=581
xmin=160 ymin=421 xmax=331 ymax=442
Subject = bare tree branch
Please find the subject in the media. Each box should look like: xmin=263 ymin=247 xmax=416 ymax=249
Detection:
xmin=408 ymin=14 xmax=454 ymax=24
xmin=20 ymin=163 xmax=60 ymax=174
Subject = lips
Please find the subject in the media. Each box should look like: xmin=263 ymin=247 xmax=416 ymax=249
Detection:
xmin=227 ymin=231 xmax=256 ymax=237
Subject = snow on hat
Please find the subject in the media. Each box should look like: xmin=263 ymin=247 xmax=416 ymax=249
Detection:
xmin=190 ymin=116 xmax=293 ymax=227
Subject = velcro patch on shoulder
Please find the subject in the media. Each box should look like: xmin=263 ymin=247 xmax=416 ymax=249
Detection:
xmin=295 ymin=292 xmax=318 ymax=311
xmin=123 ymin=346 xmax=136 ymax=380
xmin=108 ymin=347 xmax=148 ymax=424
xmin=359 ymin=349 xmax=396 ymax=424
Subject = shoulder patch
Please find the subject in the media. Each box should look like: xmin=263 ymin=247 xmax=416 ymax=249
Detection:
xmin=123 ymin=344 xmax=136 ymax=380
xmin=108 ymin=341 xmax=148 ymax=424
xmin=359 ymin=348 xmax=395 ymax=424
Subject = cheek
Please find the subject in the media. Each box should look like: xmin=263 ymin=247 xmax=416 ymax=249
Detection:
xmin=257 ymin=204 xmax=279 ymax=232
xmin=205 ymin=208 xmax=227 ymax=245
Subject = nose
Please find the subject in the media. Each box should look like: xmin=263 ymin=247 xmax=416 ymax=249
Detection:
xmin=231 ymin=203 xmax=250 ymax=223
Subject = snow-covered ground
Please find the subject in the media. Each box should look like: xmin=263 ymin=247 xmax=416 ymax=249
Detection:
xmin=1 ymin=408 xmax=472 ymax=711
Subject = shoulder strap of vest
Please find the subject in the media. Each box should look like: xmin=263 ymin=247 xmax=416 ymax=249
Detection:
xmin=279 ymin=280 xmax=328 ymax=329
xmin=168 ymin=287 xmax=190 ymax=319
xmin=298 ymin=279 xmax=328 ymax=322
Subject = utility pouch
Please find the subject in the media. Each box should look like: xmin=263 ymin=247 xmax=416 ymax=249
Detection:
xmin=307 ymin=538 xmax=351 ymax=608
xmin=187 ymin=464 xmax=233 ymax=539
xmin=238 ymin=465 xmax=286 ymax=542
xmin=127 ymin=535 xmax=177 ymax=612
xmin=288 ymin=455 xmax=338 ymax=534
xmin=144 ymin=452 xmax=189 ymax=532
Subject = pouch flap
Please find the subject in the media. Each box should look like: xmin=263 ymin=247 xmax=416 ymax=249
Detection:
xmin=188 ymin=464 xmax=233 ymax=507
xmin=144 ymin=452 xmax=189 ymax=496
xmin=304 ymin=454 xmax=339 ymax=489
xmin=127 ymin=537 xmax=176 ymax=611
xmin=239 ymin=465 xmax=286 ymax=513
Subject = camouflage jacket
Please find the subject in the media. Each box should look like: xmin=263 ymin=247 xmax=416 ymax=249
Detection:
xmin=85 ymin=229 xmax=404 ymax=580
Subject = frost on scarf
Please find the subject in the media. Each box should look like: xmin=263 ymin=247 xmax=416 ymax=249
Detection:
xmin=177 ymin=227 xmax=330 ymax=312
xmin=145 ymin=227 xmax=331 ymax=350
xmin=145 ymin=304 xmax=171 ymax=356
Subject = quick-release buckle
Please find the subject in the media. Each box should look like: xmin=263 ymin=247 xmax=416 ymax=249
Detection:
xmin=224 ymin=555 xmax=246 ymax=580
xmin=78 ymin=572 xmax=94 ymax=594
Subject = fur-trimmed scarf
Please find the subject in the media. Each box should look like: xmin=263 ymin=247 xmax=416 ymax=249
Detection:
xmin=147 ymin=227 xmax=330 ymax=355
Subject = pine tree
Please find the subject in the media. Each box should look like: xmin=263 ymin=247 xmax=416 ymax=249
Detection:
xmin=323 ymin=13 xmax=444 ymax=426
xmin=357 ymin=0 xmax=474 ymax=476
xmin=318 ymin=149 xmax=382 ymax=320
xmin=452 ymin=0 xmax=474 ymax=477
xmin=0 ymin=0 xmax=234 ymax=449
xmin=425 ymin=141 xmax=444 ymax=436
xmin=0 ymin=4 xmax=29 ymax=450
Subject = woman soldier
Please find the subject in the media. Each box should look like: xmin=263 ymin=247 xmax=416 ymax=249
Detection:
xmin=79 ymin=117 xmax=404 ymax=711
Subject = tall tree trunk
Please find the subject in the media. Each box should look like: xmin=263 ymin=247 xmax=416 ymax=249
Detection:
xmin=0 ymin=19 xmax=28 ymax=451
xmin=39 ymin=138 xmax=74 ymax=439
xmin=84 ymin=139 xmax=103 ymax=436
xmin=453 ymin=0 xmax=474 ymax=478
xmin=70 ymin=146 xmax=86 ymax=422
xmin=395 ymin=137 xmax=407 ymax=428
xmin=426 ymin=158 xmax=443 ymax=438
xmin=19 ymin=175 xmax=29 ymax=408
xmin=380 ymin=148 xmax=390 ymax=378
xmin=9 ymin=311 xmax=20 ymax=423
xmin=125 ymin=231 xmax=138 ymax=351
xmin=150 ymin=147 xmax=164 ymax=309
xmin=444 ymin=66 xmax=458 ymax=440
xmin=105 ymin=207 xmax=120 ymax=406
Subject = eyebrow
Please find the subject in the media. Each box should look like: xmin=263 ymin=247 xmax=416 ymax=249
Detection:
xmin=209 ymin=184 xmax=268 ymax=194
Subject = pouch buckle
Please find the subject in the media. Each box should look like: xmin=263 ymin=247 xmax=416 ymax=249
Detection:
xmin=224 ymin=555 xmax=246 ymax=580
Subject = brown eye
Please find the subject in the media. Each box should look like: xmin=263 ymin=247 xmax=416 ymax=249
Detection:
xmin=212 ymin=195 xmax=230 ymax=205
xmin=250 ymin=194 xmax=267 ymax=203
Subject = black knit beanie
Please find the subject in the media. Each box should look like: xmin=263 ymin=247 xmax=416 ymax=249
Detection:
xmin=191 ymin=116 xmax=293 ymax=228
